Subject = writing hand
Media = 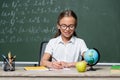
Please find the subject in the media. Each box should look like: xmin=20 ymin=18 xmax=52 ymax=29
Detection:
xmin=52 ymin=61 xmax=63 ymax=69
xmin=60 ymin=61 xmax=76 ymax=68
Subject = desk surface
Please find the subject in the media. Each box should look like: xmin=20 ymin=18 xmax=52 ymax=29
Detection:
xmin=0 ymin=66 xmax=120 ymax=80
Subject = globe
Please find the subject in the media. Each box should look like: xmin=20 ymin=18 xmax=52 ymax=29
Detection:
xmin=84 ymin=48 xmax=100 ymax=71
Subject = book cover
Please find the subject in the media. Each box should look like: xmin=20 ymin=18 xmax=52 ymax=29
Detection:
xmin=111 ymin=65 xmax=120 ymax=73
xmin=24 ymin=66 xmax=49 ymax=71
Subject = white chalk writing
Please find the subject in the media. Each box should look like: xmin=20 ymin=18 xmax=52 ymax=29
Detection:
xmin=0 ymin=0 xmax=66 ymax=43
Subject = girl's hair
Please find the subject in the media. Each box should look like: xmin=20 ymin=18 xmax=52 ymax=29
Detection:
xmin=54 ymin=10 xmax=78 ymax=38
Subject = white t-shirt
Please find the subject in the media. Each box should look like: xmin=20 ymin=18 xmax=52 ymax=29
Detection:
xmin=45 ymin=35 xmax=88 ymax=62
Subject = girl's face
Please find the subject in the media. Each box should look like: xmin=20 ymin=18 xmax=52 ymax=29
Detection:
xmin=58 ymin=16 xmax=76 ymax=40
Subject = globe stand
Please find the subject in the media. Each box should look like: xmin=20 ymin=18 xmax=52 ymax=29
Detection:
xmin=87 ymin=66 xmax=96 ymax=71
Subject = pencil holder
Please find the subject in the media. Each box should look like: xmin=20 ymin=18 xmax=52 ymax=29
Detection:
xmin=3 ymin=57 xmax=15 ymax=71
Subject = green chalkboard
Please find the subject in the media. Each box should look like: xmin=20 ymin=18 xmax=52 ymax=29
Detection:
xmin=0 ymin=0 xmax=120 ymax=63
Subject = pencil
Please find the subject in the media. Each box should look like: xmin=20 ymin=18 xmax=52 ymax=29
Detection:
xmin=52 ymin=57 xmax=57 ymax=61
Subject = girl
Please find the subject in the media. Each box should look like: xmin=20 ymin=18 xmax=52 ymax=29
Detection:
xmin=40 ymin=10 xmax=88 ymax=69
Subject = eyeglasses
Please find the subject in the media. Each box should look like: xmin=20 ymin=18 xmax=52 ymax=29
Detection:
xmin=59 ymin=24 xmax=75 ymax=30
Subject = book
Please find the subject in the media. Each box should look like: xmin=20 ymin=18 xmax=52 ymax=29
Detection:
xmin=111 ymin=65 xmax=120 ymax=73
xmin=24 ymin=66 xmax=49 ymax=71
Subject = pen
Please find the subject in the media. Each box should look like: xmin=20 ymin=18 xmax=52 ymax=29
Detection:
xmin=2 ymin=54 xmax=13 ymax=69
xmin=11 ymin=55 xmax=16 ymax=61
xmin=52 ymin=57 xmax=58 ymax=61
xmin=8 ymin=52 xmax=12 ymax=63
xmin=8 ymin=52 xmax=12 ymax=59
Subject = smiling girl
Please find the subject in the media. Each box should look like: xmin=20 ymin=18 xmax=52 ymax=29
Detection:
xmin=40 ymin=10 xmax=88 ymax=69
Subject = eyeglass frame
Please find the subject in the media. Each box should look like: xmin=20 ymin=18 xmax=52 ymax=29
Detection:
xmin=58 ymin=24 xmax=76 ymax=30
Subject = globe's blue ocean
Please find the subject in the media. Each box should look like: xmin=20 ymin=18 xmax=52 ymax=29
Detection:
xmin=84 ymin=49 xmax=99 ymax=65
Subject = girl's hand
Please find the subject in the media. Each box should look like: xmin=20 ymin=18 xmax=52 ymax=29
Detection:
xmin=60 ymin=61 xmax=75 ymax=68
xmin=51 ymin=61 xmax=63 ymax=69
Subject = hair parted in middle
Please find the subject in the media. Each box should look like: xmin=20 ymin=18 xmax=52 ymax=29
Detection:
xmin=54 ymin=10 xmax=78 ymax=38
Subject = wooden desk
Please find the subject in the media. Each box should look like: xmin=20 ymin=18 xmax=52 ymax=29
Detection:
xmin=0 ymin=66 xmax=120 ymax=80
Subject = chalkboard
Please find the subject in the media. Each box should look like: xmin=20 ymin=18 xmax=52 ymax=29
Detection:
xmin=0 ymin=0 xmax=120 ymax=63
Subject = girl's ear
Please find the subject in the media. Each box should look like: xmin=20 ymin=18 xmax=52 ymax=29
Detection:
xmin=57 ymin=24 xmax=60 ymax=29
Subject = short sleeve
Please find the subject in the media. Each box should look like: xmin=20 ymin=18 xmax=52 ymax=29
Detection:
xmin=80 ymin=40 xmax=88 ymax=55
xmin=44 ymin=40 xmax=53 ymax=55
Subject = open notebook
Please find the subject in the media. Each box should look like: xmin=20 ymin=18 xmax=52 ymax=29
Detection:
xmin=24 ymin=66 xmax=49 ymax=71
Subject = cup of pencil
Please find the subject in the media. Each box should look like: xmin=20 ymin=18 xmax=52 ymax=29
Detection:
xmin=2 ymin=52 xmax=16 ymax=71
